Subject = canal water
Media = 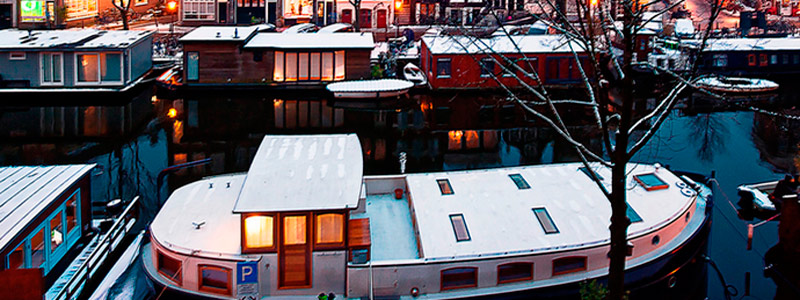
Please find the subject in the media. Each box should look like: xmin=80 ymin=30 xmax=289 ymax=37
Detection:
xmin=1 ymin=84 xmax=797 ymax=299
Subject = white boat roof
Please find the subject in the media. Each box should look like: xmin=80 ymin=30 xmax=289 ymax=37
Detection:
xmin=422 ymin=34 xmax=585 ymax=55
xmin=326 ymin=79 xmax=414 ymax=93
xmin=317 ymin=23 xmax=353 ymax=33
xmin=179 ymin=25 xmax=272 ymax=42
xmin=233 ymin=134 xmax=363 ymax=212
xmin=701 ymin=37 xmax=800 ymax=52
xmin=405 ymin=163 xmax=696 ymax=260
xmin=0 ymin=165 xmax=95 ymax=249
xmin=76 ymin=30 xmax=153 ymax=48
xmin=244 ymin=32 xmax=375 ymax=49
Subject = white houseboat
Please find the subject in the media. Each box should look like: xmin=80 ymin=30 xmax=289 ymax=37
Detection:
xmin=143 ymin=134 xmax=712 ymax=299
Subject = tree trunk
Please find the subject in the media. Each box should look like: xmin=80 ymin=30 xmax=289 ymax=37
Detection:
xmin=121 ymin=10 xmax=129 ymax=29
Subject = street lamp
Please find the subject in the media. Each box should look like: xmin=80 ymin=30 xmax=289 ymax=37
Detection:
xmin=167 ymin=0 xmax=177 ymax=35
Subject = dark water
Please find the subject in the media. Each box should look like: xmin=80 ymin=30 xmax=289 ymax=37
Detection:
xmin=2 ymin=83 xmax=798 ymax=299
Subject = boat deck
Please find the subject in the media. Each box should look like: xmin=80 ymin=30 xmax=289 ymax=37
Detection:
xmin=351 ymin=193 xmax=419 ymax=261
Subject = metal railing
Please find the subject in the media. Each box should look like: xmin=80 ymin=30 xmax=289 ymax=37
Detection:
xmin=52 ymin=196 xmax=140 ymax=300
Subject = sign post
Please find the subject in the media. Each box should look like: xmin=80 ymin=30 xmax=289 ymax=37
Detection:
xmin=237 ymin=261 xmax=260 ymax=300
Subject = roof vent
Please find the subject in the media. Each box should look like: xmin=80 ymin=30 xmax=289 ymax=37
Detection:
xmin=192 ymin=221 xmax=206 ymax=229
xmin=216 ymin=32 xmax=221 ymax=38
xmin=234 ymin=28 xmax=239 ymax=38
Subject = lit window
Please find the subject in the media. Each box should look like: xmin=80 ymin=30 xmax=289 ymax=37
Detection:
xmin=552 ymin=256 xmax=586 ymax=276
xmin=532 ymin=208 xmax=558 ymax=234
xmin=286 ymin=53 xmax=298 ymax=81
xmin=497 ymin=262 xmax=533 ymax=284
xmin=310 ymin=52 xmax=321 ymax=80
xmin=7 ymin=243 xmax=24 ymax=269
xmin=633 ymin=173 xmax=668 ymax=191
xmin=441 ymin=267 xmax=477 ymax=290
xmin=157 ymin=251 xmax=182 ymax=284
xmin=509 ymin=174 xmax=530 ymax=189
xmin=298 ymin=53 xmax=309 ymax=80
xmin=274 ymin=51 xmax=284 ymax=82
xmin=199 ymin=265 xmax=231 ymax=295
xmin=66 ymin=193 xmax=78 ymax=234
xmin=449 ymin=214 xmax=470 ymax=242
xmin=283 ymin=215 xmax=307 ymax=245
xmin=77 ymin=54 xmax=99 ymax=82
xmin=759 ymin=54 xmax=768 ymax=66
xmin=315 ymin=213 xmax=344 ymax=245
xmin=322 ymin=52 xmax=334 ymax=81
xmin=437 ymin=179 xmax=454 ymax=195
xmin=50 ymin=212 xmax=64 ymax=253
xmin=31 ymin=228 xmax=45 ymax=268
xmin=334 ymin=50 xmax=345 ymax=80
xmin=244 ymin=215 xmax=274 ymax=249
xmin=437 ymin=58 xmax=451 ymax=78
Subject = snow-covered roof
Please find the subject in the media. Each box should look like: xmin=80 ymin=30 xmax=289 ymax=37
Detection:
xmin=244 ymin=32 xmax=374 ymax=49
xmin=422 ymin=34 xmax=585 ymax=55
xmin=0 ymin=165 xmax=95 ymax=249
xmin=675 ymin=19 xmax=695 ymax=36
xmin=0 ymin=29 xmax=151 ymax=49
xmin=701 ymin=37 xmax=800 ymax=52
xmin=326 ymin=79 xmax=414 ymax=93
xmin=317 ymin=23 xmax=353 ymax=33
xmin=233 ymin=134 xmax=363 ymax=212
xmin=179 ymin=25 xmax=273 ymax=42
xmin=404 ymin=163 xmax=697 ymax=260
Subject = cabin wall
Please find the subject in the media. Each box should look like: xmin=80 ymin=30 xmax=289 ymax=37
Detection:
xmin=702 ymin=50 xmax=800 ymax=75
xmin=183 ymin=42 xmax=247 ymax=84
xmin=129 ymin=36 xmax=155 ymax=82
xmin=0 ymin=51 xmax=40 ymax=87
xmin=345 ymin=49 xmax=371 ymax=80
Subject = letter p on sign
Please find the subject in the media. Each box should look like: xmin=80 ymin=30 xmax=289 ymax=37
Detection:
xmin=237 ymin=261 xmax=259 ymax=284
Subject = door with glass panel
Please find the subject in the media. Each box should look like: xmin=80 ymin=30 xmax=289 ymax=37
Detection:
xmin=279 ymin=213 xmax=311 ymax=288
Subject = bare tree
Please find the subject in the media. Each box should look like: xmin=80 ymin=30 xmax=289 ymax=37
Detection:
xmin=111 ymin=0 xmax=134 ymax=30
xmin=349 ymin=0 xmax=362 ymax=31
xmin=433 ymin=0 xmax=725 ymax=298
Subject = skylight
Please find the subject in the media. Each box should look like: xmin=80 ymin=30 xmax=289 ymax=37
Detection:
xmin=437 ymin=179 xmax=454 ymax=195
xmin=626 ymin=203 xmax=643 ymax=223
xmin=633 ymin=173 xmax=668 ymax=191
xmin=579 ymin=166 xmax=604 ymax=181
xmin=449 ymin=214 xmax=471 ymax=242
xmin=508 ymin=174 xmax=530 ymax=189
xmin=532 ymin=208 xmax=559 ymax=234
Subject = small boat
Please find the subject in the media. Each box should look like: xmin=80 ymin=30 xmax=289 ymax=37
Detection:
xmin=696 ymin=76 xmax=779 ymax=94
xmin=737 ymin=181 xmax=778 ymax=214
xmin=155 ymin=66 xmax=183 ymax=91
xmin=402 ymin=63 xmax=428 ymax=87
xmin=326 ymin=79 xmax=414 ymax=99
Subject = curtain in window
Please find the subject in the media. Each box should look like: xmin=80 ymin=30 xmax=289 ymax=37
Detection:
xmin=286 ymin=53 xmax=298 ymax=81
xmin=283 ymin=215 xmax=306 ymax=245
xmin=244 ymin=215 xmax=273 ymax=248
xmin=77 ymin=54 xmax=98 ymax=82
xmin=315 ymin=213 xmax=343 ymax=244
xmin=321 ymin=52 xmax=333 ymax=81
xmin=310 ymin=53 xmax=321 ymax=80
xmin=334 ymin=51 xmax=345 ymax=80
xmin=274 ymin=51 xmax=284 ymax=82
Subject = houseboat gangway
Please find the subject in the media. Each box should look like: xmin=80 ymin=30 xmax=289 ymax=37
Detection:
xmin=142 ymin=134 xmax=713 ymax=299
xmin=326 ymin=79 xmax=414 ymax=99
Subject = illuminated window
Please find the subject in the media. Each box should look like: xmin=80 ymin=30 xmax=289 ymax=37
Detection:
xmin=65 ymin=0 xmax=98 ymax=20
xmin=508 ymin=174 xmax=530 ymax=189
xmin=244 ymin=215 xmax=274 ymax=249
xmin=747 ymin=54 xmax=756 ymax=66
xmin=437 ymin=58 xmax=451 ymax=78
xmin=532 ymin=208 xmax=558 ymax=234
xmin=464 ymin=130 xmax=479 ymax=149
xmin=157 ymin=251 xmax=182 ymax=284
xmin=298 ymin=53 xmax=309 ymax=80
xmin=286 ymin=53 xmax=298 ymax=81
xmin=334 ymin=50 xmax=345 ymax=80
xmin=449 ymin=214 xmax=470 ymax=242
xmin=50 ymin=212 xmax=64 ymax=253
xmin=283 ymin=215 xmax=306 ymax=245
xmin=310 ymin=53 xmax=321 ymax=80
xmin=552 ymin=256 xmax=586 ymax=276
xmin=66 ymin=193 xmax=78 ymax=234
xmin=31 ymin=228 xmax=45 ymax=268
xmin=497 ymin=262 xmax=533 ymax=284
xmin=322 ymin=52 xmax=334 ymax=81
xmin=274 ymin=51 xmax=284 ymax=82
xmin=77 ymin=54 xmax=99 ymax=82
xmin=199 ymin=265 xmax=231 ymax=295
xmin=441 ymin=267 xmax=477 ymax=290
xmin=6 ymin=243 xmax=24 ymax=269
xmin=437 ymin=179 xmax=454 ymax=195
xmin=315 ymin=213 xmax=344 ymax=245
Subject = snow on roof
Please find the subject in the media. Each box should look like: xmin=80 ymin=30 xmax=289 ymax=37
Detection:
xmin=233 ymin=134 xmax=363 ymax=212
xmin=317 ymin=23 xmax=353 ymax=33
xmin=0 ymin=29 xmax=151 ymax=49
xmin=404 ymin=163 xmax=697 ymax=260
xmin=0 ymin=165 xmax=95 ymax=249
xmin=77 ymin=30 xmax=152 ymax=48
xmin=422 ymin=34 xmax=585 ymax=55
xmin=326 ymin=79 xmax=413 ymax=93
xmin=244 ymin=32 xmax=374 ymax=49
xmin=179 ymin=25 xmax=272 ymax=42
xmin=701 ymin=37 xmax=800 ymax=52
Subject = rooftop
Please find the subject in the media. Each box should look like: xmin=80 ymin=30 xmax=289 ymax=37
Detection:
xmin=701 ymin=37 xmax=800 ymax=52
xmin=178 ymin=25 xmax=273 ymax=42
xmin=422 ymin=34 xmax=586 ymax=55
xmin=0 ymin=29 xmax=151 ymax=49
xmin=244 ymin=32 xmax=375 ymax=49
xmin=0 ymin=165 xmax=95 ymax=249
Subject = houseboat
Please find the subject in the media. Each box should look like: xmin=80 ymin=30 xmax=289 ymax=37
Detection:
xmin=697 ymin=37 xmax=800 ymax=77
xmin=0 ymin=29 xmax=154 ymax=100
xmin=419 ymin=34 xmax=593 ymax=90
xmin=177 ymin=25 xmax=374 ymax=91
xmin=143 ymin=134 xmax=712 ymax=299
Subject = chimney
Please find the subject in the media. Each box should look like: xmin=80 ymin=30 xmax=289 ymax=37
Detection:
xmin=234 ymin=28 xmax=239 ymax=38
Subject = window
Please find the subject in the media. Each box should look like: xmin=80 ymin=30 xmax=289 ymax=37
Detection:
xmin=627 ymin=203 xmax=643 ymax=223
xmin=633 ymin=173 xmax=668 ymax=191
xmin=783 ymin=54 xmax=789 ymax=64
xmin=187 ymin=52 xmax=199 ymax=81
xmin=747 ymin=54 xmax=756 ymax=66
xmin=310 ymin=53 xmax=321 ymax=80
xmin=286 ymin=53 xmax=298 ymax=81
xmin=283 ymin=215 xmax=306 ymax=245
xmin=552 ymin=256 xmax=587 ymax=276
xmin=183 ymin=0 xmax=215 ymax=20
xmin=7 ymin=243 xmax=24 ymax=269
xmin=497 ymin=262 xmax=533 ymax=284
xmin=509 ymin=174 xmax=530 ymax=189
xmin=449 ymin=214 xmax=470 ymax=242
xmin=480 ymin=58 xmax=494 ymax=77
xmin=243 ymin=215 xmax=274 ymax=250
xmin=77 ymin=54 xmax=98 ymax=82
xmin=66 ymin=193 xmax=78 ymax=235
xmin=322 ymin=52 xmax=334 ymax=81
xmin=771 ymin=54 xmax=778 ymax=65
xmin=50 ymin=212 xmax=64 ymax=254
xmin=518 ymin=57 xmax=538 ymax=79
xmin=437 ymin=179 xmax=454 ymax=195
xmin=794 ymin=54 xmax=799 ymax=64
xmin=579 ymin=166 xmax=604 ymax=181
xmin=274 ymin=51 xmax=284 ymax=82
xmin=31 ymin=228 xmax=45 ymax=268
xmin=157 ymin=251 xmax=182 ymax=283
xmin=10 ymin=52 xmax=25 ymax=60
xmin=41 ymin=53 xmax=63 ymax=85
xmin=65 ymin=0 xmax=98 ymax=20
xmin=101 ymin=53 xmax=122 ymax=82
xmin=315 ymin=213 xmax=344 ymax=245
xmin=135 ymin=0 xmax=147 ymax=5
xmin=441 ymin=267 xmax=477 ymax=290
xmin=532 ymin=208 xmax=558 ymax=234
xmin=298 ymin=53 xmax=309 ymax=80
xmin=76 ymin=52 xmax=122 ymax=84
xmin=198 ymin=265 xmax=231 ymax=295
xmin=437 ymin=59 xmax=451 ymax=78
xmin=334 ymin=50 xmax=345 ymax=80
xmin=759 ymin=54 xmax=768 ymax=66
xmin=712 ymin=54 xmax=727 ymax=67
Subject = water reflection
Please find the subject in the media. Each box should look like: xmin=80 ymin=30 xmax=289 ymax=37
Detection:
xmin=687 ymin=113 xmax=730 ymax=163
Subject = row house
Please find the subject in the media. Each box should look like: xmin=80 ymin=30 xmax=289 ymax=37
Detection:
xmin=335 ymin=0 xmax=394 ymax=28
xmin=179 ymin=0 xmax=339 ymax=26
xmin=179 ymin=25 xmax=373 ymax=89
xmin=420 ymin=34 xmax=593 ymax=90
xmin=9 ymin=0 xmax=161 ymax=29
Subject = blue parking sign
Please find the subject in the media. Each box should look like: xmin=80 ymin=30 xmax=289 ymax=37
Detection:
xmin=237 ymin=261 xmax=259 ymax=284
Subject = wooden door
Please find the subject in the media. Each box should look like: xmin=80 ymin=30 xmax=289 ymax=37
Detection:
xmin=279 ymin=213 xmax=311 ymax=288
xmin=376 ymin=9 xmax=387 ymax=28
xmin=342 ymin=9 xmax=352 ymax=24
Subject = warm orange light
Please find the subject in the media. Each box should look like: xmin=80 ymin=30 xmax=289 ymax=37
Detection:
xmin=273 ymin=99 xmax=283 ymax=107
xmin=245 ymin=215 xmax=274 ymax=248
xmin=449 ymin=130 xmax=463 ymax=140
xmin=394 ymin=0 xmax=402 ymax=10
xmin=590 ymin=0 xmax=598 ymax=5
xmin=167 ymin=1 xmax=177 ymax=11
xmin=167 ymin=108 xmax=177 ymax=118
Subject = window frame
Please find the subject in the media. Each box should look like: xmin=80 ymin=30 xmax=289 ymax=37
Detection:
xmin=552 ymin=256 xmax=587 ymax=276
xmin=436 ymin=58 xmax=451 ymax=78
xmin=182 ymin=0 xmax=216 ymax=20
xmin=449 ymin=213 xmax=471 ymax=242
xmin=747 ymin=53 xmax=756 ymax=66
xmin=40 ymin=52 xmax=64 ymax=86
xmin=759 ymin=54 xmax=768 ymax=66
xmin=10 ymin=52 xmax=26 ymax=60
xmin=532 ymin=207 xmax=559 ymax=234
xmin=157 ymin=249 xmax=183 ymax=284
xmin=313 ymin=211 xmax=346 ymax=250
xmin=241 ymin=213 xmax=278 ymax=253
xmin=632 ymin=173 xmax=669 ymax=191
xmin=517 ymin=57 xmax=538 ymax=79
xmin=437 ymin=178 xmax=454 ymax=195
xmin=497 ymin=262 xmax=534 ymax=284
xmin=440 ymin=267 xmax=478 ymax=290
xmin=508 ymin=173 xmax=530 ymax=190
xmin=479 ymin=57 xmax=494 ymax=77
xmin=5 ymin=241 xmax=27 ymax=269
xmin=197 ymin=265 xmax=232 ymax=296
xmin=74 ymin=51 xmax=124 ymax=85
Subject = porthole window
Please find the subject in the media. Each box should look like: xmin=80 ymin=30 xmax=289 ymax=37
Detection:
xmin=685 ymin=212 xmax=691 ymax=223
xmin=198 ymin=265 xmax=232 ymax=295
xmin=652 ymin=235 xmax=660 ymax=245
xmin=157 ymin=251 xmax=182 ymax=284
